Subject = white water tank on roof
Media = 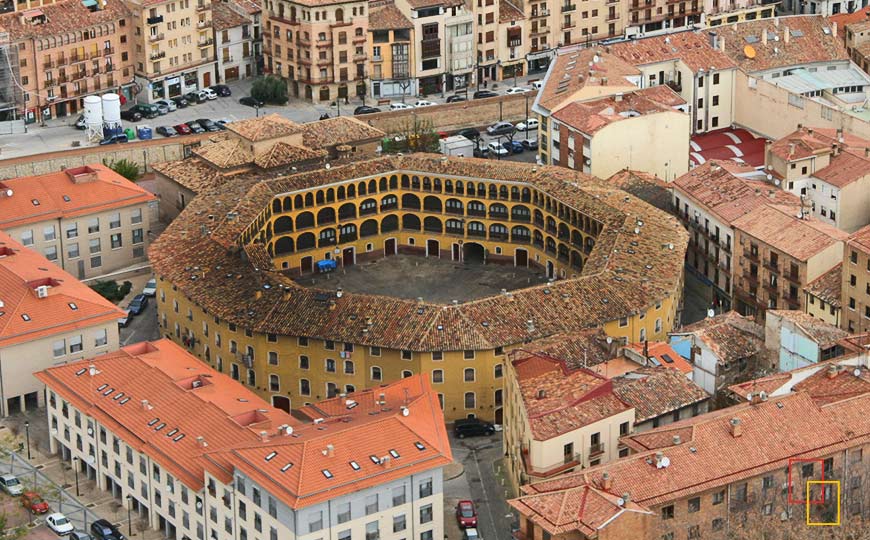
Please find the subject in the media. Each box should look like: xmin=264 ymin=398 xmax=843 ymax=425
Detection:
xmin=102 ymin=93 xmax=121 ymax=125
xmin=83 ymin=95 xmax=103 ymax=126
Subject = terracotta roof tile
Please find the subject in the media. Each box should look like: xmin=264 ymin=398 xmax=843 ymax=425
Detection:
xmin=552 ymin=86 xmax=685 ymax=136
xmin=368 ymin=3 xmax=412 ymax=30
xmin=211 ymin=0 xmax=250 ymax=30
xmin=609 ymin=31 xmax=736 ymax=73
xmin=768 ymin=310 xmax=849 ymax=348
xmin=253 ymin=142 xmax=327 ymax=169
xmin=499 ymin=0 xmax=524 ymax=23
xmin=679 ymin=311 xmax=764 ymax=365
xmin=193 ymin=139 xmax=254 ymax=169
xmin=804 ymin=262 xmax=841 ymax=307
xmin=301 ymin=116 xmax=386 ymax=149
xmin=729 ymin=360 xmax=870 ymax=405
xmin=0 ymin=231 xmax=124 ymax=348
xmin=626 ymin=342 xmax=693 ymax=375
xmin=0 ymin=0 xmax=132 ymax=40
xmin=828 ymin=6 xmax=870 ymax=29
xmin=611 ymin=367 xmax=708 ymax=423
xmin=0 ymin=164 xmax=157 ymax=229
xmin=848 ymin=224 xmax=870 ymax=253
xmin=226 ymin=114 xmax=304 ymax=142
xmin=228 ymin=0 xmax=260 ymax=14
xmin=604 ymin=170 xmax=671 ymax=213
xmin=536 ymin=47 xmax=641 ymax=112
xmin=732 ymin=204 xmax=848 ymax=261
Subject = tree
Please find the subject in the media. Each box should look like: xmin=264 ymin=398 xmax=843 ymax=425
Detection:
xmin=251 ymin=76 xmax=289 ymax=105
xmin=90 ymin=280 xmax=132 ymax=302
xmin=103 ymin=158 xmax=140 ymax=181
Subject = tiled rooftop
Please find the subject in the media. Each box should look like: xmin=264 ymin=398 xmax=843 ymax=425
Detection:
xmin=803 ymin=262 xmax=841 ymax=308
xmin=536 ymin=47 xmax=641 ymax=112
xmin=849 ymin=224 xmax=870 ymax=253
xmin=211 ymin=0 xmax=249 ymax=30
xmin=368 ymin=3 xmax=412 ymax=30
xmin=673 ymin=160 xmax=800 ymax=226
xmin=551 ymin=86 xmax=685 ymax=136
xmin=609 ymin=30 xmax=737 ymax=73
xmin=0 ymin=164 xmax=157 ymax=230
xmin=626 ymin=342 xmax=693 ymax=375
xmin=0 ymin=230 xmax=123 ymax=348
xmin=678 ymin=311 xmax=764 ymax=365
xmin=300 ymin=116 xmax=386 ymax=149
xmin=499 ymin=0 xmax=524 ymax=23
xmin=0 ymin=0 xmax=132 ymax=40
xmin=149 ymin=151 xmax=688 ymax=352
xmin=716 ymin=15 xmax=849 ymax=73
xmin=611 ymin=367 xmax=708 ymax=423
xmin=732 ymin=204 xmax=848 ymax=261
xmin=728 ymin=357 xmax=870 ymax=404
xmin=226 ymin=114 xmax=304 ymax=142
xmin=604 ymin=170 xmax=671 ymax=213
xmin=770 ymin=127 xmax=870 ymax=188
xmin=828 ymin=6 xmax=870 ymax=29
xmin=768 ymin=309 xmax=849 ymax=348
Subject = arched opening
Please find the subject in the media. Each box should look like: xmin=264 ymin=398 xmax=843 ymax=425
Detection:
xmin=297 ymin=232 xmax=316 ymax=250
xmin=423 ymin=216 xmax=442 ymax=233
xmin=296 ymin=212 xmax=314 ymax=230
xmin=546 ymin=260 xmax=555 ymax=279
xmin=381 ymin=215 xmax=399 ymax=232
xmin=274 ymin=237 xmax=294 ymax=255
xmin=272 ymin=395 xmax=291 ymax=413
xmin=402 ymin=214 xmax=421 ymax=231
xmin=272 ymin=199 xmax=281 ymax=213
xmin=423 ymin=196 xmax=442 ymax=213
xmin=338 ymin=202 xmax=356 ymax=221
xmin=319 ymin=228 xmax=337 ymax=247
xmin=283 ymin=197 xmax=293 ymax=212
xmin=360 ymin=219 xmax=378 ymax=237
xmin=317 ymin=207 xmax=336 ymax=225
xmin=463 ymin=242 xmax=485 ymax=264
xmin=401 ymin=193 xmax=421 ymax=210
xmin=274 ymin=216 xmax=293 ymax=234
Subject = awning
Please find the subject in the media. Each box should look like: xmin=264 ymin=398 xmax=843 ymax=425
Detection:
xmin=526 ymin=50 xmax=555 ymax=61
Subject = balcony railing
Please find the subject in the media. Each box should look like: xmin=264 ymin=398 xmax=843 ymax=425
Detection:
xmin=743 ymin=249 xmax=759 ymax=262
xmin=149 ymin=33 xmax=165 ymax=42
xmin=197 ymin=19 xmax=211 ymax=28
xmin=531 ymin=8 xmax=549 ymax=17
xmin=103 ymin=47 xmax=115 ymax=56
xmin=561 ymin=3 xmax=576 ymax=11
xmin=522 ymin=450 xmax=582 ymax=476
xmin=150 ymin=51 xmax=166 ymax=61
xmin=198 ymin=38 xmax=215 ymax=47
xmin=589 ymin=443 xmax=605 ymax=456
xmin=147 ymin=15 xmax=164 ymax=24
xmin=196 ymin=2 xmax=208 ymax=11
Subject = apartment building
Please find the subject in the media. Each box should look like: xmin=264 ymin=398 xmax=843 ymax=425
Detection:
xmin=368 ymin=2 xmax=415 ymax=99
xmin=263 ymin=0 xmax=368 ymax=103
xmin=472 ymin=0 xmax=526 ymax=84
xmin=0 ymin=230 xmax=122 ymax=416
xmin=673 ymin=160 xmax=800 ymax=311
xmin=496 ymin=0 xmax=527 ymax=82
xmin=212 ymin=0 xmax=257 ymax=81
xmin=37 ymin=343 xmax=451 ymax=540
xmin=843 ymin=225 xmax=870 ymax=334
xmin=0 ymin=0 xmax=135 ymax=122
xmin=126 ymin=0 xmax=217 ymax=103
xmin=503 ymin=336 xmax=708 ymax=489
xmin=764 ymin=310 xmax=848 ymax=372
xmin=625 ymin=0 xmax=701 ymax=36
xmin=609 ymin=31 xmax=738 ymax=134
xmin=733 ymin=204 xmax=847 ymax=320
xmin=509 ymin=380 xmax=870 ymax=540
xmin=767 ymin=126 xmax=870 ymax=233
xmin=804 ymin=263 xmax=842 ymax=326
xmin=391 ymin=0 xmax=474 ymax=95
xmin=0 ymin=165 xmax=157 ymax=279
xmin=548 ymin=85 xmax=689 ymax=180
xmin=703 ymin=0 xmax=776 ymax=28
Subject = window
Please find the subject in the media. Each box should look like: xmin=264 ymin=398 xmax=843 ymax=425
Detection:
xmin=618 ymin=317 xmax=628 ymax=327
xmin=688 ymin=525 xmax=700 ymax=539
xmin=90 ymin=238 xmax=101 ymax=254
xmin=464 ymin=392 xmax=475 ymax=409
xmin=392 ymin=485 xmax=406 ymax=506
xmin=300 ymin=379 xmax=310 ymax=395
xmin=393 ymin=514 xmax=406 ymax=533
xmin=420 ymin=504 xmax=432 ymax=523
xmin=43 ymin=225 xmax=56 ymax=241
xmin=337 ymin=502 xmax=351 ymax=523
xmin=268 ymin=352 xmax=278 ymax=365
xmin=366 ymin=494 xmax=379 ymax=514
xmin=69 ymin=335 xmax=83 ymax=353
xmin=269 ymin=375 xmax=279 ymax=392
xmin=421 ymin=532 xmax=433 ymax=540
xmin=371 ymin=366 xmax=382 ymax=380
xmin=132 ymin=228 xmax=144 ymax=244
xmin=802 ymin=463 xmax=814 ymax=477
xmin=326 ymin=358 xmax=336 ymax=372
xmin=65 ymin=223 xmax=78 ymax=239
xmin=44 ymin=246 xmax=58 ymax=261
xmin=95 ymin=329 xmax=108 ymax=347
xmin=308 ymin=511 xmax=323 ymax=533
xmin=21 ymin=229 xmax=33 ymax=246
xmin=53 ymin=339 xmax=66 ymax=358
xmin=419 ymin=477 xmax=432 ymax=498
xmin=67 ymin=243 xmax=80 ymax=259
xmin=463 ymin=350 xmax=475 ymax=359
xmin=688 ymin=497 xmax=700 ymax=513
xmin=494 ymin=364 xmax=503 ymax=378
xmin=661 ymin=505 xmax=674 ymax=519
xmin=401 ymin=350 xmax=412 ymax=360
xmin=464 ymin=368 xmax=475 ymax=382
xmin=111 ymin=233 xmax=123 ymax=249
xmin=712 ymin=518 xmax=724 ymax=531
xmin=366 ymin=521 xmax=379 ymax=540
xmin=432 ymin=370 xmax=443 ymax=383
xmin=131 ymin=208 xmax=143 ymax=224
xmin=299 ymin=355 xmax=309 ymax=369
xmin=370 ymin=346 xmax=381 ymax=356
xmin=344 ymin=360 xmax=354 ymax=374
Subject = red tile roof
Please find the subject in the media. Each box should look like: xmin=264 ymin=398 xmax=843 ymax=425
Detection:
xmin=732 ymin=204 xmax=848 ymax=261
xmin=537 ymin=47 xmax=641 ymax=112
xmin=368 ymin=3 xmax=412 ymax=30
xmin=827 ymin=7 xmax=870 ymax=32
xmin=678 ymin=312 xmax=764 ymax=366
xmin=0 ymin=231 xmax=123 ymax=348
xmin=770 ymin=127 xmax=870 ymax=187
xmin=728 ymin=358 xmax=870 ymax=405
xmin=36 ymin=341 xmax=451 ymax=504
xmin=767 ymin=309 xmax=849 ymax=349
xmin=211 ymin=0 xmax=250 ymax=31
xmin=611 ymin=367 xmax=708 ymax=423
xmin=551 ymin=86 xmax=685 ymax=136
xmin=803 ymin=263 xmax=842 ymax=308
xmin=0 ymin=164 xmax=156 ymax=230
xmin=848 ymin=224 xmax=870 ymax=253
xmin=689 ymin=127 xmax=768 ymax=168
xmin=0 ymin=0 xmax=133 ymax=40
xmin=609 ymin=31 xmax=736 ymax=73
xmin=627 ymin=342 xmax=693 ymax=375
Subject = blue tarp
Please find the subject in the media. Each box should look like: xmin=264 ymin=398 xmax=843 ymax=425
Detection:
xmin=317 ymin=259 xmax=337 ymax=272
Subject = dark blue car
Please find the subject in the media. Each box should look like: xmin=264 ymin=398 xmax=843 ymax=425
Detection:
xmin=127 ymin=294 xmax=148 ymax=316
xmin=502 ymin=140 xmax=524 ymax=154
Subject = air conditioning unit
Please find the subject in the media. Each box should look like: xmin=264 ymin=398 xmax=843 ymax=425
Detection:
xmin=36 ymin=285 xmax=48 ymax=298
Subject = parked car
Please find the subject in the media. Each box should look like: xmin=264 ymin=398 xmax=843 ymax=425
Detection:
xmin=98 ymin=134 xmax=129 ymax=145
xmin=414 ymin=99 xmax=437 ymax=107
xmin=214 ymin=118 xmax=230 ymax=130
xmin=531 ymin=80 xmax=543 ymax=90
xmin=185 ymin=91 xmax=207 ymax=104
xmin=502 ymin=140 xmax=524 ymax=154
xmin=390 ymin=102 xmax=415 ymax=111
xmin=472 ymin=90 xmax=498 ymax=99
xmin=22 ymin=492 xmax=49 ymax=514
xmin=210 ymin=84 xmax=231 ymax=97
xmin=239 ymin=96 xmax=263 ymax=107
xmin=458 ymin=127 xmax=480 ymax=141
xmin=505 ymin=86 xmax=531 ymax=94
xmin=353 ymin=105 xmax=381 ymax=115
xmin=74 ymin=115 xmax=87 ymax=130
xmin=156 ymin=126 xmax=178 ymax=137
xmin=202 ymin=88 xmax=218 ymax=100
xmin=120 ymin=109 xmax=142 ymax=122
xmin=142 ymin=278 xmax=157 ymax=297
xmin=127 ymin=294 xmax=148 ymax=316
xmin=446 ymin=94 xmax=467 ymax=103
xmin=47 ymin=513 xmax=75 ymax=535
xmin=486 ymin=121 xmax=514 ymax=136
xmin=453 ymin=418 xmax=495 ymax=438
xmin=117 ymin=310 xmax=132 ymax=328
xmin=472 ymin=146 xmax=490 ymax=158
xmin=174 ymin=123 xmax=192 ymax=135
xmin=155 ymin=99 xmax=177 ymax=112
xmin=462 ymin=528 xmax=480 ymax=540
xmin=129 ymin=104 xmax=159 ymax=119
xmin=196 ymin=118 xmax=220 ymax=132
xmin=170 ymin=96 xmax=189 ymax=108
xmin=70 ymin=531 xmax=93 ymax=540
xmin=90 ymin=519 xmax=125 ymax=540
xmin=185 ymin=121 xmax=205 ymax=134
xmin=154 ymin=103 xmax=170 ymax=115
xmin=516 ymin=118 xmax=539 ymax=132
xmin=0 ymin=474 xmax=23 ymax=496
xmin=487 ymin=141 xmax=510 ymax=156
xmin=521 ymin=138 xmax=538 ymax=150
xmin=456 ymin=500 xmax=478 ymax=528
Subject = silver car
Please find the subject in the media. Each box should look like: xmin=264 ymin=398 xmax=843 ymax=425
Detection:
xmin=0 ymin=473 xmax=23 ymax=496
xmin=155 ymin=99 xmax=177 ymax=112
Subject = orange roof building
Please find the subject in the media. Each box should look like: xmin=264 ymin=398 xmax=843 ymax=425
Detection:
xmin=37 ymin=340 xmax=452 ymax=538
xmin=0 ymin=164 xmax=158 ymax=279
xmin=0 ymin=229 xmax=123 ymax=416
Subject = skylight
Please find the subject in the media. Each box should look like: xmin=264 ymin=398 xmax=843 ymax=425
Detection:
xmin=119 ymin=397 xmax=130 ymax=405
xmin=75 ymin=368 xmax=87 ymax=376
xmin=349 ymin=461 xmax=360 ymax=471
xmin=389 ymin=450 xmax=400 ymax=459
xmin=102 ymin=387 xmax=114 ymax=396
xmin=68 ymin=303 xmax=78 ymax=310
xmin=62 ymin=195 xmax=71 ymax=202
xmin=281 ymin=463 xmax=293 ymax=472
xmin=97 ymin=384 xmax=108 ymax=391
xmin=147 ymin=418 xmax=159 ymax=426
xmin=322 ymin=469 xmax=333 ymax=479
xmin=113 ymin=392 xmax=124 ymax=401
xmin=21 ymin=314 xmax=30 ymax=321
xmin=167 ymin=429 xmax=179 ymax=437
xmin=173 ymin=434 xmax=185 ymax=442
xmin=265 ymin=451 xmax=278 ymax=462
xmin=31 ymin=199 xmax=39 ymax=206
xmin=155 ymin=423 xmax=166 ymax=431
xmin=414 ymin=442 xmax=425 ymax=451
xmin=369 ymin=455 xmax=379 ymax=464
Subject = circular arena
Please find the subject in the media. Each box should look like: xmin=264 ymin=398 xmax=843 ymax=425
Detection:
xmin=150 ymin=154 xmax=688 ymax=422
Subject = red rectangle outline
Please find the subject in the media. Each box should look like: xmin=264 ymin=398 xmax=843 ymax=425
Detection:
xmin=788 ymin=458 xmax=825 ymax=505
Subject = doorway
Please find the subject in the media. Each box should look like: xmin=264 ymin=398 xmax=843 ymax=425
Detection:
xmin=272 ymin=396 xmax=291 ymax=413
xmin=452 ymin=243 xmax=460 ymax=261
xmin=203 ymin=71 xmax=211 ymax=87
xmin=342 ymin=247 xmax=355 ymax=267
xmin=427 ymin=239 xmax=440 ymax=258
xmin=301 ymin=256 xmax=313 ymax=274
xmin=384 ymin=238 xmax=397 ymax=256
xmin=515 ymin=248 xmax=528 ymax=267
xmin=546 ymin=260 xmax=555 ymax=279
xmin=462 ymin=242 xmax=485 ymax=264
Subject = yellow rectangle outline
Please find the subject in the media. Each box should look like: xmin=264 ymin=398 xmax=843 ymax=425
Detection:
xmin=806 ymin=480 xmax=840 ymax=526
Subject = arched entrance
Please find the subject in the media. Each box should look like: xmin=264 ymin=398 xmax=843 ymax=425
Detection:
xmin=546 ymin=260 xmax=555 ymax=279
xmin=272 ymin=396 xmax=290 ymax=413
xmin=463 ymin=242 xmax=485 ymax=264
xmin=494 ymin=407 xmax=503 ymax=424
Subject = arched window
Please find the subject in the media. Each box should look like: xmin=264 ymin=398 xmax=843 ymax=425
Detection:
xmin=368 ymin=179 xmax=377 ymax=193
xmin=339 ymin=224 xmax=357 ymax=242
xmin=546 ymin=217 xmax=556 ymax=234
xmin=402 ymin=370 xmax=413 ymax=378
xmin=296 ymin=211 xmax=314 ymax=229
xmin=344 ymin=360 xmax=354 ymax=374
xmin=445 ymin=179 xmax=454 ymax=193
xmin=467 ymin=221 xmax=486 ymax=237
xmin=445 ymin=198 xmax=463 ymax=215
xmin=534 ymin=209 xmax=544 ymax=226
xmin=316 ymin=190 xmax=325 ymax=204
xmin=499 ymin=186 xmax=509 ymax=199
xmin=274 ymin=216 xmax=293 ymax=234
xmin=326 ymin=188 xmax=335 ymax=203
xmin=533 ymin=230 xmax=544 ymax=247
xmin=360 ymin=198 xmax=377 ymax=215
xmin=300 ymin=379 xmax=311 ymax=395
xmin=317 ymin=207 xmax=335 ymax=225
xmin=274 ymin=237 xmax=294 ymax=255
xmin=269 ymin=374 xmax=280 ymax=392
xmin=381 ymin=194 xmax=398 ymax=210
xmin=512 ymin=205 xmax=531 ymax=222
xmin=455 ymin=180 xmax=465 ymax=195
xmin=423 ymin=217 xmax=442 ymax=233
xmin=358 ymin=181 xmax=367 ymax=195
xmin=467 ymin=200 xmax=486 ymax=217
xmin=432 ymin=369 xmax=444 ymax=383
xmin=464 ymin=368 xmax=475 ymax=382
xmin=297 ymin=232 xmax=316 ymax=250
xmin=319 ymin=228 xmax=336 ymax=247
xmin=381 ymin=215 xmax=399 ymax=232
xmin=402 ymin=193 xmax=420 ymax=210
xmin=402 ymin=214 xmax=421 ymax=231
xmin=304 ymin=193 xmax=314 ymax=206
xmin=338 ymin=202 xmax=356 ymax=220
xmin=379 ymin=177 xmax=388 ymax=191
xmin=489 ymin=223 xmax=508 ymax=240
xmin=360 ymin=219 xmax=379 ymax=237
xmin=294 ymin=194 xmax=304 ymax=208
xmin=423 ymin=196 xmax=442 ymax=212
xmin=283 ymin=197 xmax=293 ymax=212
xmin=272 ymin=199 xmax=281 ymax=213
xmin=511 ymin=187 xmax=520 ymax=201
xmin=511 ymin=226 xmax=530 ymax=243
xmin=572 ymin=230 xmax=583 ymax=248
xmin=464 ymin=392 xmax=476 ymax=409
xmin=338 ymin=186 xmax=346 ymax=200
xmin=546 ymin=237 xmax=557 ymax=254
xmin=446 ymin=219 xmax=464 ymax=235
xmin=489 ymin=203 xmax=508 ymax=219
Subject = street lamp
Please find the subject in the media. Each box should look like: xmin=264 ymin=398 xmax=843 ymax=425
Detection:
xmin=126 ymin=495 xmax=133 ymax=537
xmin=24 ymin=421 xmax=31 ymax=459
xmin=72 ymin=456 xmax=80 ymax=496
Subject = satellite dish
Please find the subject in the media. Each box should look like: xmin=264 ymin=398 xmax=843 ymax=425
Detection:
xmin=616 ymin=498 xmax=625 ymax=507
xmin=401 ymin=407 xmax=410 ymax=417
xmin=744 ymin=45 xmax=757 ymax=59
xmin=707 ymin=308 xmax=715 ymax=318
xmin=285 ymin=426 xmax=294 ymax=435
xmin=4 ymin=189 xmax=11 ymax=197
xmin=746 ymin=392 xmax=753 ymax=401
xmin=854 ymin=368 xmax=862 ymax=377
xmin=606 ymin=336 xmax=613 ymax=344
xmin=774 ymin=179 xmax=781 ymax=186
xmin=657 ymin=456 xmax=671 ymax=469
xmin=593 ymin=55 xmax=600 ymax=63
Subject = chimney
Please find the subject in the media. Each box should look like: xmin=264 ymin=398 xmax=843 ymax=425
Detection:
xmin=807 ymin=128 xmax=814 ymax=136
xmin=865 ymin=147 xmax=870 ymax=158
xmin=827 ymin=364 xmax=839 ymax=379
xmin=382 ymin=456 xmax=392 ymax=468
xmin=260 ymin=430 xmax=269 ymax=442
xmin=622 ymin=492 xmax=631 ymax=504
xmin=719 ymin=36 xmax=725 ymax=52
xmin=602 ymin=472 xmax=613 ymax=491
xmin=196 ymin=436 xmax=208 ymax=448
xmin=537 ymin=389 xmax=547 ymax=399
xmin=282 ymin=289 xmax=292 ymax=301
xmin=672 ymin=435 xmax=681 ymax=445
xmin=615 ymin=92 xmax=623 ymax=102
xmin=784 ymin=26 xmax=790 ymax=44
xmin=833 ymin=22 xmax=838 ymax=38
xmin=655 ymin=451 xmax=664 ymax=464
xmin=762 ymin=30 xmax=768 ymax=46
xmin=774 ymin=16 xmax=779 ymax=27
xmin=832 ymin=143 xmax=840 ymax=156
xmin=730 ymin=417 xmax=742 ymax=437
xmin=255 ymin=290 xmax=263 ymax=300
xmin=141 ymin=399 xmax=151 ymax=410
xmin=326 ymin=444 xmax=335 ymax=457
xmin=788 ymin=142 xmax=796 ymax=156
xmin=837 ymin=128 xmax=844 ymax=143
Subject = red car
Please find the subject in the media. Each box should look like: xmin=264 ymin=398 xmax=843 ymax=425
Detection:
xmin=456 ymin=500 xmax=477 ymax=528
xmin=22 ymin=492 xmax=49 ymax=514
xmin=174 ymin=123 xmax=192 ymax=135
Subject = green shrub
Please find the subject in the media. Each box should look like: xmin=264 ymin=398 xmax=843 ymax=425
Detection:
xmin=251 ymin=76 xmax=289 ymax=105
xmin=103 ymin=158 xmax=140 ymax=181
xmin=90 ymin=280 xmax=132 ymax=302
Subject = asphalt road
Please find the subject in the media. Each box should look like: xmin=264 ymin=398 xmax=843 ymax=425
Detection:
xmin=120 ymin=294 xmax=161 ymax=346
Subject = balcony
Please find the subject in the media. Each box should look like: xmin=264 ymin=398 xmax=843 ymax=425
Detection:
xmin=198 ymin=38 xmax=215 ymax=47
xmin=196 ymin=2 xmax=208 ymax=11
xmin=508 ymin=38 xmax=522 ymax=47
xmin=521 ymin=449 xmax=582 ymax=478
xmin=103 ymin=47 xmax=115 ymax=56
xmin=743 ymin=249 xmax=759 ymax=262
xmin=72 ymin=70 xmax=88 ymax=81
xmin=743 ymin=271 xmax=759 ymax=286
xmin=763 ymin=260 xmax=779 ymax=274
xmin=561 ymin=21 xmax=576 ymax=29
xmin=43 ymin=59 xmax=54 ymax=69
xmin=561 ymin=3 xmax=576 ymax=11
xmin=782 ymin=293 xmax=800 ymax=308
xmin=147 ymin=15 xmax=163 ymax=24
xmin=150 ymin=51 xmax=166 ymax=61
xmin=589 ymin=443 xmax=605 ymax=456
xmin=763 ymin=281 xmax=778 ymax=294
xmin=421 ymin=38 xmax=441 ymax=59
xmin=530 ymin=26 xmax=548 ymax=35
xmin=149 ymin=33 xmax=165 ymax=42
xmin=197 ymin=19 xmax=211 ymax=29
xmin=606 ymin=12 xmax=620 ymax=21
xmin=531 ymin=8 xmax=549 ymax=17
